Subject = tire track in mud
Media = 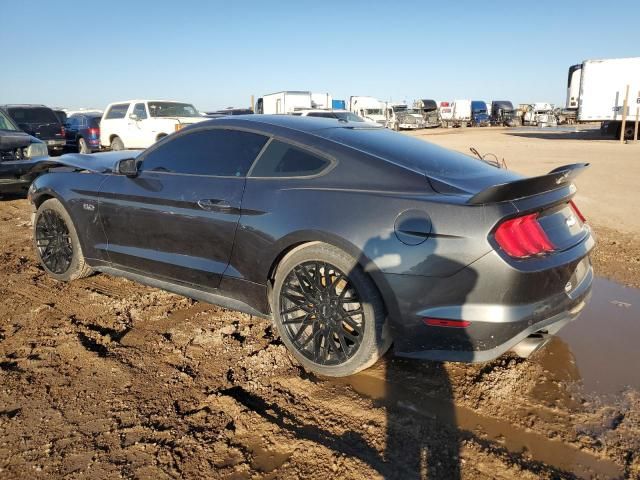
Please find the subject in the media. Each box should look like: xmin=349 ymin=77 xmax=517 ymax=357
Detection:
xmin=2 ymin=197 xmax=639 ymax=479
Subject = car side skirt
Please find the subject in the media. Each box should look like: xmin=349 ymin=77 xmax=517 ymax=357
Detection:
xmin=95 ymin=265 xmax=271 ymax=319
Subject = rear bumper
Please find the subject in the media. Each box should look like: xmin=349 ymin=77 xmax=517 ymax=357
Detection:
xmin=379 ymin=234 xmax=594 ymax=363
xmin=397 ymin=265 xmax=592 ymax=362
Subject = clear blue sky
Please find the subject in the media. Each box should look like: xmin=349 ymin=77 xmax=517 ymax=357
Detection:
xmin=1 ymin=0 xmax=638 ymax=111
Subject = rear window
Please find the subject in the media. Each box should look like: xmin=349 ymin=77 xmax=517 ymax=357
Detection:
xmin=323 ymin=127 xmax=511 ymax=183
xmin=105 ymin=104 xmax=130 ymax=119
xmin=89 ymin=117 xmax=101 ymax=128
xmin=8 ymin=107 xmax=59 ymax=124
xmin=250 ymin=140 xmax=330 ymax=177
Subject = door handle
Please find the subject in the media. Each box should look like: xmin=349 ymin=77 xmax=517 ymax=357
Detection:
xmin=197 ymin=199 xmax=232 ymax=211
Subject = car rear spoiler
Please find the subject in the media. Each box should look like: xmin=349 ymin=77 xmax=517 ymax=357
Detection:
xmin=467 ymin=163 xmax=589 ymax=205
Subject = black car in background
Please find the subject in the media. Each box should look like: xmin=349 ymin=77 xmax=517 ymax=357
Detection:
xmin=64 ymin=112 xmax=102 ymax=153
xmin=28 ymin=116 xmax=594 ymax=376
xmin=1 ymin=104 xmax=66 ymax=155
xmin=0 ymin=108 xmax=49 ymax=194
xmin=53 ymin=110 xmax=67 ymax=124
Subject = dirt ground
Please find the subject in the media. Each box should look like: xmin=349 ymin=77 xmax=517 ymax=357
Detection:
xmin=1 ymin=127 xmax=640 ymax=479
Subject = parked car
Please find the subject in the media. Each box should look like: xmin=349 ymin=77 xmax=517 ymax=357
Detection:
xmin=0 ymin=108 xmax=49 ymax=194
xmin=470 ymin=101 xmax=490 ymax=126
xmin=1 ymin=104 xmax=65 ymax=155
xmin=290 ymin=109 xmax=365 ymax=122
xmin=99 ymin=100 xmax=206 ymax=150
xmin=29 ymin=115 xmax=594 ymax=377
xmin=64 ymin=112 xmax=103 ymax=153
xmin=204 ymin=108 xmax=254 ymax=117
xmin=53 ymin=110 xmax=67 ymax=124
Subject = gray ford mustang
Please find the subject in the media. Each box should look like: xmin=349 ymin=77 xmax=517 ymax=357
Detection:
xmin=28 ymin=115 xmax=594 ymax=376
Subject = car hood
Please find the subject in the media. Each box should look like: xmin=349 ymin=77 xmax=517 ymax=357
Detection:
xmin=30 ymin=150 xmax=144 ymax=173
xmin=0 ymin=131 xmax=38 ymax=151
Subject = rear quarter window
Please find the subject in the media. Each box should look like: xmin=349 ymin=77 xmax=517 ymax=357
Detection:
xmin=105 ymin=104 xmax=130 ymax=119
xmin=250 ymin=140 xmax=330 ymax=177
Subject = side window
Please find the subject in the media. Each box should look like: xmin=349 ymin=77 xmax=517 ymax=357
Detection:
xmin=105 ymin=104 xmax=130 ymax=119
xmin=142 ymin=129 xmax=268 ymax=177
xmin=250 ymin=140 xmax=330 ymax=177
xmin=66 ymin=117 xmax=79 ymax=128
xmin=132 ymin=103 xmax=147 ymax=119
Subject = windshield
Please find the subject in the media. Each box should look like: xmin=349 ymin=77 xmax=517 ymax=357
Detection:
xmin=8 ymin=107 xmax=59 ymax=124
xmin=147 ymin=102 xmax=200 ymax=118
xmin=334 ymin=111 xmax=365 ymax=122
xmin=392 ymin=106 xmax=408 ymax=112
xmin=0 ymin=110 xmax=19 ymax=131
xmin=365 ymin=109 xmax=382 ymax=115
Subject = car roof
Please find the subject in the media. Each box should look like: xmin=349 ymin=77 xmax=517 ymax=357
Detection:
xmin=106 ymin=100 xmax=193 ymax=104
xmin=201 ymin=114 xmax=379 ymax=134
xmin=1 ymin=104 xmax=50 ymax=109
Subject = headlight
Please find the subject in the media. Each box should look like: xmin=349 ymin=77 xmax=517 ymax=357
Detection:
xmin=26 ymin=142 xmax=49 ymax=159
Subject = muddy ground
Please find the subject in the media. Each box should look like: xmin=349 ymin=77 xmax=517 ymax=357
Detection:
xmin=2 ymin=129 xmax=640 ymax=479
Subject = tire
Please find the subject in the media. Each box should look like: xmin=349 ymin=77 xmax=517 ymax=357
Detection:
xmin=271 ymin=243 xmax=391 ymax=377
xmin=33 ymin=198 xmax=93 ymax=282
xmin=110 ymin=136 xmax=124 ymax=151
xmin=78 ymin=137 xmax=90 ymax=154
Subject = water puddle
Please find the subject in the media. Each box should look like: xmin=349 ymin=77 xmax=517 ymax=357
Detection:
xmin=539 ymin=276 xmax=640 ymax=397
xmin=331 ymin=365 xmax=623 ymax=479
xmin=326 ymin=276 xmax=638 ymax=479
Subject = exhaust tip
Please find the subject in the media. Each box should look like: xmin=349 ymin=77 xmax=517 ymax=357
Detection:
xmin=510 ymin=333 xmax=551 ymax=359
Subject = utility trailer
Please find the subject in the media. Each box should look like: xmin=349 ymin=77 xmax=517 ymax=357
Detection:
xmin=566 ymin=57 xmax=640 ymax=139
xmin=440 ymin=99 xmax=471 ymax=128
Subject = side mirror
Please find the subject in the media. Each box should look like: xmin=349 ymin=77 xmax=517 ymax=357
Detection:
xmin=115 ymin=158 xmax=138 ymax=177
xmin=129 ymin=113 xmax=139 ymax=121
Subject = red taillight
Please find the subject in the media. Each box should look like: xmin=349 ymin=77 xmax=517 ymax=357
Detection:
xmin=569 ymin=200 xmax=586 ymax=223
xmin=88 ymin=128 xmax=99 ymax=136
xmin=60 ymin=126 xmax=65 ymax=136
xmin=424 ymin=318 xmax=471 ymax=328
xmin=494 ymin=213 xmax=555 ymax=258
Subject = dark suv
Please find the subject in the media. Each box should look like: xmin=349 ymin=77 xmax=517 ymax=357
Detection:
xmin=64 ymin=112 xmax=102 ymax=153
xmin=1 ymin=105 xmax=66 ymax=155
xmin=0 ymin=108 xmax=49 ymax=194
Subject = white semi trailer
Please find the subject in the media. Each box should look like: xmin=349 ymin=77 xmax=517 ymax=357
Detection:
xmin=256 ymin=91 xmax=312 ymax=114
xmin=566 ymin=57 xmax=640 ymax=139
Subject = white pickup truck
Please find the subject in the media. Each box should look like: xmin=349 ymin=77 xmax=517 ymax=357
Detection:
xmin=100 ymin=100 xmax=206 ymax=150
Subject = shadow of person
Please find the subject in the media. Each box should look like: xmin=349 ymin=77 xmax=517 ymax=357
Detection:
xmin=354 ymin=234 xmax=477 ymax=479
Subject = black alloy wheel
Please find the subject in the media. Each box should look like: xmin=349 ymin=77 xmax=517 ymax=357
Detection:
xmin=35 ymin=209 xmax=73 ymax=274
xmin=279 ymin=261 xmax=364 ymax=366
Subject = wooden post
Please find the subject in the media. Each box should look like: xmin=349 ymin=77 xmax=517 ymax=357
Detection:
xmin=634 ymin=91 xmax=639 ymax=142
xmin=620 ymin=84 xmax=629 ymax=143
xmin=250 ymin=95 xmax=254 ymax=112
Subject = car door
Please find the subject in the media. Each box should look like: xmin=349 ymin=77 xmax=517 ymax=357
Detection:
xmin=65 ymin=116 xmax=79 ymax=148
xmin=97 ymin=127 xmax=269 ymax=289
xmin=127 ymin=102 xmax=149 ymax=148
